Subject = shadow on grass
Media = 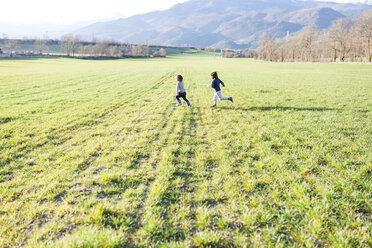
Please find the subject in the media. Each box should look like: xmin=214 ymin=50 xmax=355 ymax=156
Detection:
xmin=217 ymin=105 xmax=343 ymax=112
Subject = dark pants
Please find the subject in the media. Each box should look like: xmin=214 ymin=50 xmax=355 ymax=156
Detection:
xmin=176 ymin=92 xmax=190 ymax=105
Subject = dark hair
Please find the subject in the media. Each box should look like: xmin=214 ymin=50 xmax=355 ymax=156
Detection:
xmin=177 ymin=75 xmax=183 ymax=81
xmin=211 ymin=72 xmax=218 ymax=79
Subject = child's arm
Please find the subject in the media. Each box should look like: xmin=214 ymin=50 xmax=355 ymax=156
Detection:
xmin=176 ymin=82 xmax=180 ymax=95
xmin=220 ymin=80 xmax=225 ymax=87
xmin=209 ymin=79 xmax=215 ymax=89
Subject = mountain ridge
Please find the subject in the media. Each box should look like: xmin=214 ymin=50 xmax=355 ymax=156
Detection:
xmin=73 ymin=0 xmax=372 ymax=49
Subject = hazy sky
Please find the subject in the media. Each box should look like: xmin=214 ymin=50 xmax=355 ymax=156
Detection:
xmin=0 ymin=0 xmax=188 ymax=25
xmin=0 ymin=0 xmax=368 ymax=25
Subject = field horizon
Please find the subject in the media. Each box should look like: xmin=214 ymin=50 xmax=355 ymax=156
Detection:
xmin=0 ymin=56 xmax=371 ymax=247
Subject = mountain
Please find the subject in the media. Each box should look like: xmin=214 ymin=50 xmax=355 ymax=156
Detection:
xmin=73 ymin=0 xmax=372 ymax=49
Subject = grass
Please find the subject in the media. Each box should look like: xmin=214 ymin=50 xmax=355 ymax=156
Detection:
xmin=0 ymin=56 xmax=371 ymax=247
xmin=183 ymin=49 xmax=221 ymax=56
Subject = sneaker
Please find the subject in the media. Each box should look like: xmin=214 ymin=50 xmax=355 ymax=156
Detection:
xmin=229 ymin=97 xmax=234 ymax=103
xmin=210 ymin=104 xmax=216 ymax=108
xmin=188 ymin=103 xmax=192 ymax=107
xmin=176 ymin=103 xmax=182 ymax=106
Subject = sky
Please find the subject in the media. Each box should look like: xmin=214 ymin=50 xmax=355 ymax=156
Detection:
xmin=0 ymin=0 xmax=368 ymax=25
xmin=0 ymin=0 xmax=369 ymax=38
xmin=0 ymin=0 xmax=188 ymax=25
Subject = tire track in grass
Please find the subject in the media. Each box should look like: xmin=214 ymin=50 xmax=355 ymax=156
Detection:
xmin=174 ymin=81 xmax=251 ymax=245
xmin=167 ymin=102 xmax=209 ymax=246
xmin=0 ymin=87 xmax=138 ymax=179
xmin=58 ymin=71 xmax=177 ymax=170
xmin=135 ymin=104 xmax=203 ymax=246
xmin=36 ymin=71 xmax=179 ymax=245
xmin=0 ymin=73 xmax=91 ymax=98
xmin=0 ymin=73 xmax=106 ymax=104
xmin=133 ymin=68 xmax=222 ymax=246
xmin=124 ymin=69 xmax=195 ymax=245
xmin=0 ymin=71 xmax=125 ymax=136
xmin=34 ymin=71 xmax=177 ymax=180
xmin=1 ymin=71 xmax=172 ymax=176
xmin=63 ymin=94 xmax=178 ymax=238
xmin=0 ymin=71 xmax=180 ymax=246
xmin=79 ymin=95 xmax=183 ymax=246
xmin=2 ymin=70 xmax=145 ymax=126
xmin=103 ymin=71 xmax=178 ymax=137
xmin=1 ymin=69 xmax=175 ymax=185
xmin=211 ymin=107 xmax=253 ymax=240
xmin=84 ymin=81 xmax=178 ymax=177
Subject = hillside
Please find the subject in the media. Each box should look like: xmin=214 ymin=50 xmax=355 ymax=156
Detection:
xmin=73 ymin=0 xmax=372 ymax=48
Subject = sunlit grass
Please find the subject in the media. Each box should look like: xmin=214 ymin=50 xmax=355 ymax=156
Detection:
xmin=0 ymin=56 xmax=371 ymax=247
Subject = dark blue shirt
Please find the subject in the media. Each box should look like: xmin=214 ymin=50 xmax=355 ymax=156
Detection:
xmin=211 ymin=78 xmax=225 ymax=92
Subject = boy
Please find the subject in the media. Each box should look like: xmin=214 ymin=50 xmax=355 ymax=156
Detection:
xmin=175 ymin=75 xmax=192 ymax=107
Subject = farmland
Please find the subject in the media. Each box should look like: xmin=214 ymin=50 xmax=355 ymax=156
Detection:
xmin=0 ymin=56 xmax=371 ymax=247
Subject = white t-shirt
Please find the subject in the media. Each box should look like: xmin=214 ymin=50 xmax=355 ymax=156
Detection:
xmin=177 ymin=81 xmax=186 ymax=94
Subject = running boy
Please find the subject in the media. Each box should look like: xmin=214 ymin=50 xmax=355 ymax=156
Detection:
xmin=175 ymin=75 xmax=192 ymax=107
xmin=209 ymin=72 xmax=233 ymax=107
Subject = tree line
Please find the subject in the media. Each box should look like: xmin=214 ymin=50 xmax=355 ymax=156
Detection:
xmin=0 ymin=39 xmax=19 ymax=56
xmin=0 ymin=36 xmax=57 ymax=56
xmin=257 ymin=10 xmax=372 ymax=62
xmin=221 ymin=49 xmax=257 ymax=58
xmin=0 ymin=36 xmax=166 ymax=58
xmin=60 ymin=35 xmax=166 ymax=58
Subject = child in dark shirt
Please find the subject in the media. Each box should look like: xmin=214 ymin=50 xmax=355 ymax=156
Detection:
xmin=209 ymin=72 xmax=233 ymax=107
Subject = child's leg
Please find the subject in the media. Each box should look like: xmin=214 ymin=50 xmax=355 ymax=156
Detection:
xmin=181 ymin=93 xmax=191 ymax=106
xmin=216 ymin=91 xmax=229 ymax=101
xmin=181 ymin=96 xmax=190 ymax=104
xmin=213 ymin=92 xmax=218 ymax=105
xmin=175 ymin=95 xmax=182 ymax=104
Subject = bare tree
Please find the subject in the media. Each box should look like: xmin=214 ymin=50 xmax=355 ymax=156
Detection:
xmin=94 ymin=41 xmax=109 ymax=56
xmin=241 ymin=49 xmax=256 ymax=58
xmin=297 ymin=26 xmax=319 ymax=61
xmin=159 ymin=48 xmax=167 ymax=57
xmin=258 ymin=33 xmax=280 ymax=61
xmin=129 ymin=45 xmax=147 ymax=57
xmin=355 ymin=10 xmax=372 ymax=62
xmin=254 ymin=12 xmax=371 ymax=63
xmin=34 ymin=39 xmax=48 ymax=55
xmin=221 ymin=50 xmax=235 ymax=58
xmin=276 ymin=39 xmax=285 ymax=62
xmin=78 ymin=45 xmax=90 ymax=56
xmin=314 ymin=31 xmax=333 ymax=62
xmin=349 ymin=24 xmax=364 ymax=62
xmin=120 ymin=43 xmax=132 ymax=57
xmin=108 ymin=45 xmax=121 ymax=57
xmin=283 ymin=33 xmax=299 ymax=62
xmin=257 ymin=32 xmax=269 ymax=60
xmin=5 ymin=39 xmax=18 ymax=56
xmin=61 ymin=35 xmax=72 ymax=56
xmin=328 ymin=19 xmax=352 ymax=62
xmin=86 ymin=45 xmax=95 ymax=57
xmin=205 ymin=47 xmax=217 ymax=52
xmin=61 ymin=35 xmax=80 ymax=56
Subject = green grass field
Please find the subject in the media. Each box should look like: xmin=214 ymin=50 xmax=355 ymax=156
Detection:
xmin=0 ymin=56 xmax=371 ymax=247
